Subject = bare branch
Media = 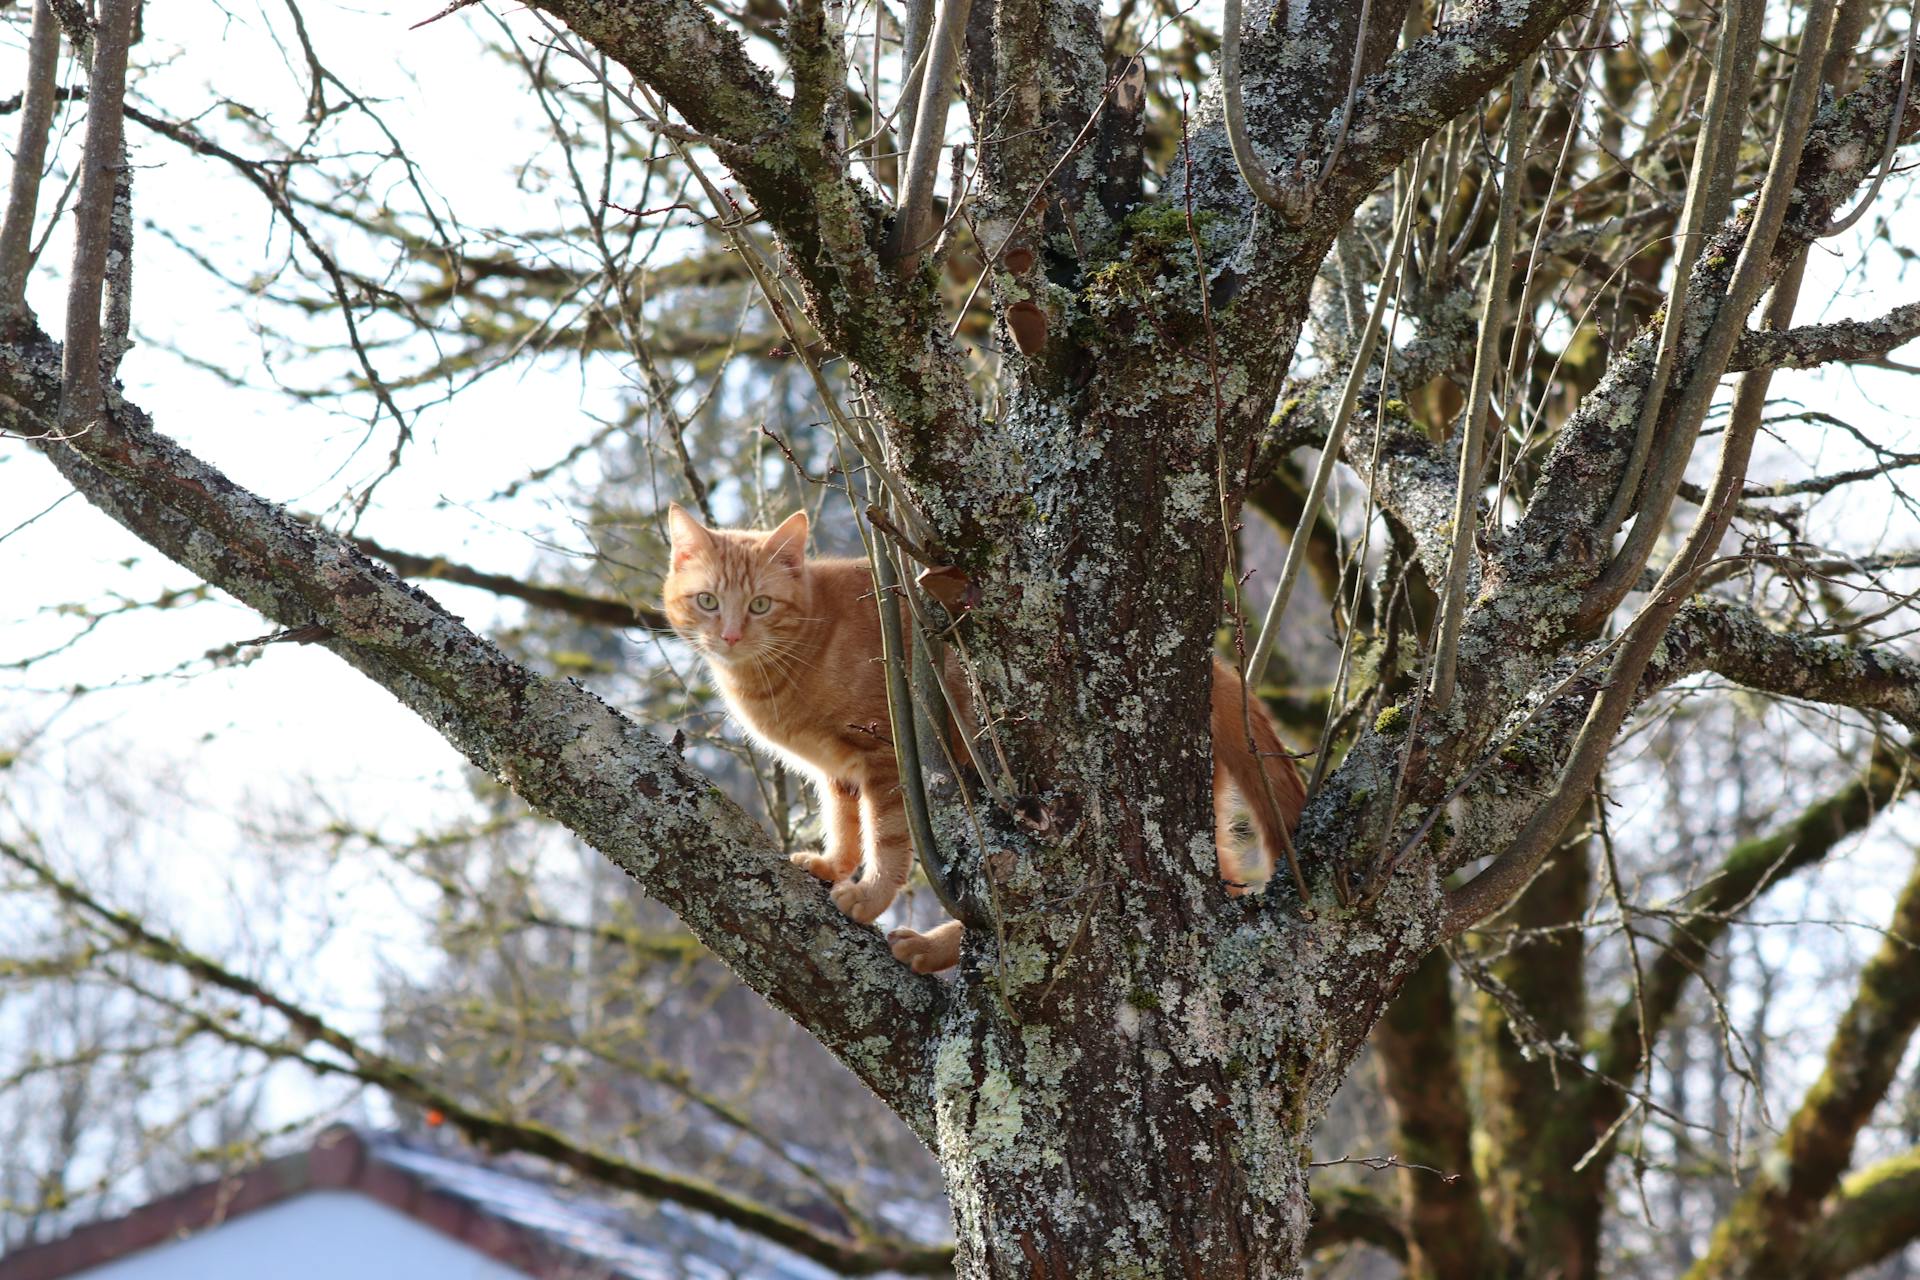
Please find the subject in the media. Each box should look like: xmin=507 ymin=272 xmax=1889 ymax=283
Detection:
xmin=1585 ymin=742 xmax=1913 ymax=1177
xmin=1582 ymin=0 xmax=1798 ymax=623
xmin=888 ymin=0 xmax=974 ymax=260
xmin=1248 ymin=172 xmax=1420 ymax=686
xmin=1430 ymin=59 xmax=1531 ymax=713
xmin=1312 ymin=0 xmax=1587 ymax=219
xmin=57 ymin=0 xmax=134 ymax=430
xmin=1820 ymin=0 xmax=1918 ymax=237
xmin=1591 ymin=0 xmax=1751 ymax=566
xmin=345 ymin=533 xmax=670 ymax=631
xmin=1666 ymin=600 xmax=1920 ymax=733
xmin=0 ymin=0 xmax=62 ymax=322
xmin=1445 ymin=0 xmax=1841 ymax=934
xmin=1219 ymin=0 xmax=1312 ymax=223
xmin=532 ymin=0 xmax=981 ymax=518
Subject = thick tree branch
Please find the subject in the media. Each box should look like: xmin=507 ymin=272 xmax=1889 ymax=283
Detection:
xmin=531 ymin=0 xmax=982 ymax=522
xmin=1429 ymin=41 xmax=1920 ymax=773
xmin=1667 ymin=601 xmax=1920 ymax=733
xmin=58 ymin=0 xmax=133 ymax=430
xmin=0 ymin=0 xmax=61 ymax=322
xmin=1313 ymin=0 xmax=1587 ymax=219
xmin=1 ymin=324 xmax=943 ymax=1141
xmin=1422 ymin=27 xmax=1920 ymax=934
xmin=1793 ymin=1148 xmax=1920 ymax=1280
xmin=523 ymin=0 xmax=791 ymax=159
xmin=1729 ymin=300 xmax=1920 ymax=372
xmin=345 ymin=534 xmax=668 ymax=631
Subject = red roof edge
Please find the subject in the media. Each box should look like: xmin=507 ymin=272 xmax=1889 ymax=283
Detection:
xmin=0 ymin=1127 xmax=361 ymax=1280
xmin=0 ymin=1128 xmax=566 ymax=1280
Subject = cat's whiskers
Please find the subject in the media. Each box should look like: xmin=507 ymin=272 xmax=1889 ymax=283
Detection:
xmin=757 ymin=636 xmax=824 ymax=675
xmin=749 ymin=641 xmax=821 ymax=687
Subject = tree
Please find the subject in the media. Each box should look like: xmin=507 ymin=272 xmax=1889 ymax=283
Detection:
xmin=5 ymin=0 xmax=1920 ymax=1274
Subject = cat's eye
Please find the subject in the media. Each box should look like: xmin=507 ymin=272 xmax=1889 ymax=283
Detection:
xmin=748 ymin=596 xmax=773 ymax=615
xmin=695 ymin=592 xmax=719 ymax=611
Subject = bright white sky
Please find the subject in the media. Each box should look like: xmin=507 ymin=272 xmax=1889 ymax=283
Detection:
xmin=2 ymin=0 xmax=1919 ymax=1183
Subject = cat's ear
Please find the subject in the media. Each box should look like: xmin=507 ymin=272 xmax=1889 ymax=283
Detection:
xmin=762 ymin=510 xmax=809 ymax=570
xmin=666 ymin=502 xmax=715 ymax=566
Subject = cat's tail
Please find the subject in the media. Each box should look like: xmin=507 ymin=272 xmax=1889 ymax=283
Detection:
xmin=1210 ymin=657 xmax=1307 ymax=892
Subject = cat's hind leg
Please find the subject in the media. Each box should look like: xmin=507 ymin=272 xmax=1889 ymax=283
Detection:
xmin=791 ymin=777 xmax=863 ymax=882
xmin=888 ymin=921 xmax=963 ymax=973
xmin=828 ymin=769 xmax=912 ymax=924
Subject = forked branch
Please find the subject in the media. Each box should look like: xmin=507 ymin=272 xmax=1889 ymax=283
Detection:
xmin=0 ymin=0 xmax=62 ymax=321
xmin=57 ymin=0 xmax=134 ymax=430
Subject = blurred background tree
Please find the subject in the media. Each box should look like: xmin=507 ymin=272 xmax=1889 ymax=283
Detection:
xmin=4 ymin=0 xmax=1920 ymax=1274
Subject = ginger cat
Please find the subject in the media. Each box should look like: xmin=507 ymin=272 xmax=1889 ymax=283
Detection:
xmin=662 ymin=505 xmax=1306 ymax=973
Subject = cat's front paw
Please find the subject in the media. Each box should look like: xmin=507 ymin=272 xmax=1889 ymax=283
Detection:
xmin=789 ymin=849 xmax=847 ymax=882
xmin=829 ymin=877 xmax=895 ymax=925
xmin=888 ymin=922 xmax=963 ymax=974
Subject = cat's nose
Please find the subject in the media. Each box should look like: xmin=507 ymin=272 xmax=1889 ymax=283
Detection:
xmin=722 ymin=630 xmax=742 ymax=646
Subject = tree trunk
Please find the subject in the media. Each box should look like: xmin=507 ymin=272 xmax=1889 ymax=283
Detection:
xmin=931 ymin=976 xmax=1314 ymax=1275
xmin=925 ymin=903 xmax=1427 ymax=1277
xmin=899 ymin=368 xmax=1436 ymax=1273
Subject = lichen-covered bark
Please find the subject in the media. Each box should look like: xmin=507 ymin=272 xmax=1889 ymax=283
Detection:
xmin=1300 ymin=55 xmax=1920 ymax=841
xmin=922 ymin=857 xmax=1443 ymax=1276
xmin=1728 ymin=299 xmax=1920 ymax=372
xmin=21 ymin=0 xmax=1920 ymax=1274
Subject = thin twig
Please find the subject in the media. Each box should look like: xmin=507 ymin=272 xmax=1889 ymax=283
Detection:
xmin=1430 ymin=56 xmax=1533 ymax=712
xmin=1586 ymin=0 xmax=1748 ymax=601
xmin=1247 ymin=175 xmax=1419 ymax=688
xmin=1822 ymin=0 xmax=1918 ymax=237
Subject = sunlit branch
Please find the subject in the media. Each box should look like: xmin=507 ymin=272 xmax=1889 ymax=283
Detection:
xmin=57 ymin=0 xmax=133 ymax=431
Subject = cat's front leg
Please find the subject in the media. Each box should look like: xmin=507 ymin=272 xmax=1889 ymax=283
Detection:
xmin=790 ymin=777 xmax=862 ymax=882
xmin=827 ymin=771 xmax=912 ymax=925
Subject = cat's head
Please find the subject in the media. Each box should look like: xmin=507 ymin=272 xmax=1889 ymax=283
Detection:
xmin=661 ymin=504 xmax=813 ymax=668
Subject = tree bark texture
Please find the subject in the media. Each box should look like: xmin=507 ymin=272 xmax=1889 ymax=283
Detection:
xmin=12 ymin=0 xmax=1920 ymax=1275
